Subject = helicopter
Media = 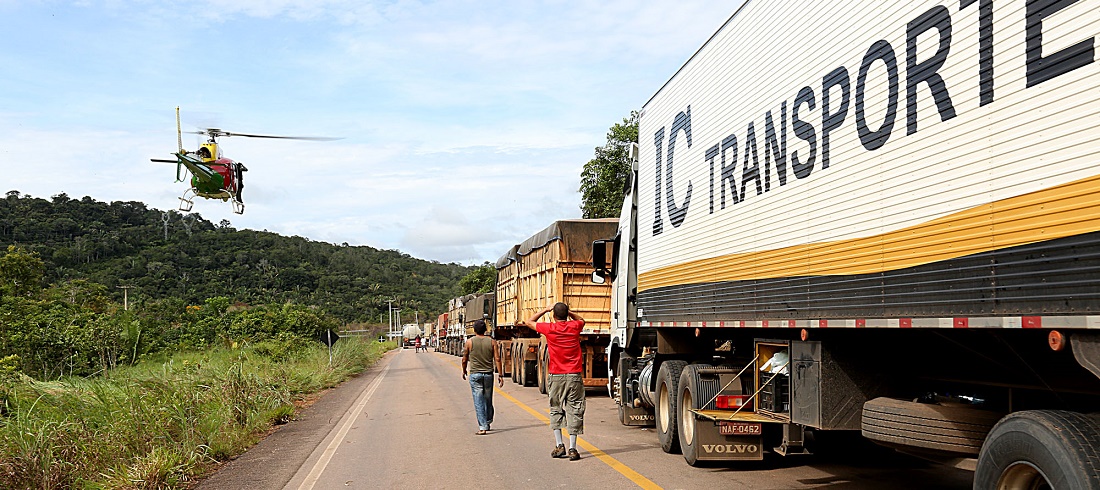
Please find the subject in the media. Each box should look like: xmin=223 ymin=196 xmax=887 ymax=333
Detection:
xmin=151 ymin=107 xmax=336 ymax=214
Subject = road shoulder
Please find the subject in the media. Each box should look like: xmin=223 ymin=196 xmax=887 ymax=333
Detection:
xmin=195 ymin=348 xmax=398 ymax=490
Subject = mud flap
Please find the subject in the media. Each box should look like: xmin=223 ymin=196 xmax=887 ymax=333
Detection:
xmin=620 ymin=405 xmax=656 ymax=427
xmin=693 ymin=427 xmax=764 ymax=461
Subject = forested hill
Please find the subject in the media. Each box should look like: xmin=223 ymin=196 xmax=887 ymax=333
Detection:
xmin=0 ymin=191 xmax=470 ymax=323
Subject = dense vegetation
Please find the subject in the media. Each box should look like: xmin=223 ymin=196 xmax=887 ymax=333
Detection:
xmin=1 ymin=191 xmax=471 ymax=324
xmin=0 ymin=336 xmax=394 ymax=488
xmin=0 ymin=237 xmax=399 ymax=488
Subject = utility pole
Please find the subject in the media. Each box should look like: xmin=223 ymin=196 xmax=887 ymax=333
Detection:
xmin=387 ymin=299 xmax=394 ymax=340
xmin=116 ymin=285 xmax=134 ymax=311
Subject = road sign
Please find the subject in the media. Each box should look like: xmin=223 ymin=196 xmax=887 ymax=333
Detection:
xmin=320 ymin=330 xmax=340 ymax=347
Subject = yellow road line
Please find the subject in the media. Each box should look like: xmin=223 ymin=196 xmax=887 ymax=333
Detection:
xmin=445 ymin=356 xmax=661 ymax=490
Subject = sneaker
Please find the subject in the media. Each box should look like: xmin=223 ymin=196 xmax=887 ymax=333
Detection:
xmin=551 ymin=444 xmax=566 ymax=458
xmin=568 ymin=448 xmax=581 ymax=461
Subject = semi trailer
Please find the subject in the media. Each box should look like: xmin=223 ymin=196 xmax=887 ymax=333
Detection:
xmin=592 ymin=0 xmax=1100 ymax=487
xmin=496 ymin=219 xmax=617 ymax=391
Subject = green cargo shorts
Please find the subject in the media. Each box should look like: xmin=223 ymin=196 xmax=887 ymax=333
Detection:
xmin=547 ymin=373 xmax=585 ymax=435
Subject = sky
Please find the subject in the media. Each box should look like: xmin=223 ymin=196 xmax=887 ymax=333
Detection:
xmin=0 ymin=0 xmax=739 ymax=265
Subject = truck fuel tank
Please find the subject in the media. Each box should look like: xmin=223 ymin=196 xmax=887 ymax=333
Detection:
xmin=636 ymin=360 xmax=656 ymax=408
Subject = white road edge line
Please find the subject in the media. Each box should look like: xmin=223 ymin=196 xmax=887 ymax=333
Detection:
xmin=295 ymin=362 xmax=391 ymax=490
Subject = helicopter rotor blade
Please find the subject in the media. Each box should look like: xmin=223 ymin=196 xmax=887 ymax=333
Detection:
xmin=218 ymin=131 xmax=341 ymax=141
xmin=186 ymin=127 xmax=340 ymax=141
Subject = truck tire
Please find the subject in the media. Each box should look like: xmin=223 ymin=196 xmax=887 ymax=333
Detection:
xmin=537 ymin=344 xmax=548 ymax=394
xmin=616 ymin=355 xmax=632 ymax=425
xmin=975 ymin=410 xmax=1100 ymax=489
xmin=522 ymin=360 xmax=537 ymax=387
xmin=516 ymin=342 xmax=526 ymax=384
xmin=678 ymin=364 xmax=704 ymax=466
xmin=656 ymin=360 xmax=688 ymax=454
xmin=510 ymin=344 xmax=519 ymax=384
xmin=861 ymin=397 xmax=1002 ymax=455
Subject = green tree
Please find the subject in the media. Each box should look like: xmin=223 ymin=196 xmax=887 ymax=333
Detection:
xmin=458 ymin=263 xmax=495 ymax=295
xmin=0 ymin=246 xmax=44 ymax=297
xmin=579 ymin=111 xmax=639 ymax=218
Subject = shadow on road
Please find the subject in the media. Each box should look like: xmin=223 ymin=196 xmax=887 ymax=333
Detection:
xmin=482 ymin=423 xmax=545 ymax=434
xmin=591 ymin=443 xmax=657 ymax=458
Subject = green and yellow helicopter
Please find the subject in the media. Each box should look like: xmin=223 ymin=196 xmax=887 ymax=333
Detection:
xmin=151 ymin=107 xmax=337 ymax=214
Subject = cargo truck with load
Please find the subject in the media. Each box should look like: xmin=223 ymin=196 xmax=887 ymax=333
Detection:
xmin=496 ymin=219 xmax=617 ymax=391
xmin=591 ymin=1 xmax=1100 ymax=487
xmin=443 ymin=295 xmax=474 ymax=356
xmin=464 ymin=292 xmax=495 ymax=334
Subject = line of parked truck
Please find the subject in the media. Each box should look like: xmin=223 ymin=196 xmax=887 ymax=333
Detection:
xmin=436 ymin=1 xmax=1100 ymax=486
xmin=436 ymin=219 xmax=617 ymax=394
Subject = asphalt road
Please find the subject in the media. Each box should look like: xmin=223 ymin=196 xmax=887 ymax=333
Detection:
xmin=197 ymin=347 xmax=976 ymax=490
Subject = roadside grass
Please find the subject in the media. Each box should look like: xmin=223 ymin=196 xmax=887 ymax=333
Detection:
xmin=0 ymin=337 xmax=395 ymax=489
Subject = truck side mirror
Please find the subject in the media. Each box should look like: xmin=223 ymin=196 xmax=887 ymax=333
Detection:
xmin=592 ymin=239 xmax=609 ymax=284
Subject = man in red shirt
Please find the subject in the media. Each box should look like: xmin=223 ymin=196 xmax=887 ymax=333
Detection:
xmin=523 ymin=302 xmax=586 ymax=461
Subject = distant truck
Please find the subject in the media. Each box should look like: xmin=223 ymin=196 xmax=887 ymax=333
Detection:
xmin=401 ymin=324 xmax=422 ymax=349
xmin=434 ymin=313 xmax=447 ymax=351
xmin=464 ymin=292 xmax=495 ymax=333
xmin=436 ymin=292 xmax=496 ymax=360
xmin=441 ymin=294 xmax=471 ymax=355
xmin=496 ymin=219 xmax=617 ymax=392
xmin=591 ymin=0 xmax=1100 ymax=486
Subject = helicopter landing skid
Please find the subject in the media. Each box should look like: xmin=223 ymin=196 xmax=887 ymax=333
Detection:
xmin=231 ymin=199 xmax=244 ymax=215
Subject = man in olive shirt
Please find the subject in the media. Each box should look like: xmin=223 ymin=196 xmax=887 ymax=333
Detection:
xmin=462 ymin=319 xmax=503 ymax=435
xmin=523 ymin=302 xmax=585 ymax=461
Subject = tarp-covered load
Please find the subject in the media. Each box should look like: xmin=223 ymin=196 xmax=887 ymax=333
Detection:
xmin=516 ymin=219 xmax=618 ymax=262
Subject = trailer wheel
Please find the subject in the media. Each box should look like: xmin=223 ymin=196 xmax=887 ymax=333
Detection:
xmin=537 ymin=343 xmax=548 ymax=395
xmin=677 ymin=364 xmax=704 ymax=466
xmin=510 ymin=344 xmax=520 ymax=384
xmin=495 ymin=343 xmax=505 ymax=377
xmin=522 ymin=360 xmax=537 ymax=387
xmin=975 ymin=410 xmax=1100 ymax=489
xmin=656 ymin=360 xmax=688 ymax=454
xmin=519 ymin=358 xmax=529 ymax=386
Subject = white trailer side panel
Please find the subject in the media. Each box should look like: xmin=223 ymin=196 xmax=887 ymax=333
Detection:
xmin=637 ymin=0 xmax=1100 ymax=321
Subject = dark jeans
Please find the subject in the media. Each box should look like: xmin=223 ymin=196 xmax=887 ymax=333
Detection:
xmin=469 ymin=372 xmax=495 ymax=431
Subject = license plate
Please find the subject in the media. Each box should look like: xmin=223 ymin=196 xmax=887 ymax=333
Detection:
xmin=718 ymin=422 xmax=762 ymax=435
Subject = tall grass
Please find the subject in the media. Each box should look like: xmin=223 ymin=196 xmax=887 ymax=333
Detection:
xmin=0 ymin=337 xmax=395 ymax=489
